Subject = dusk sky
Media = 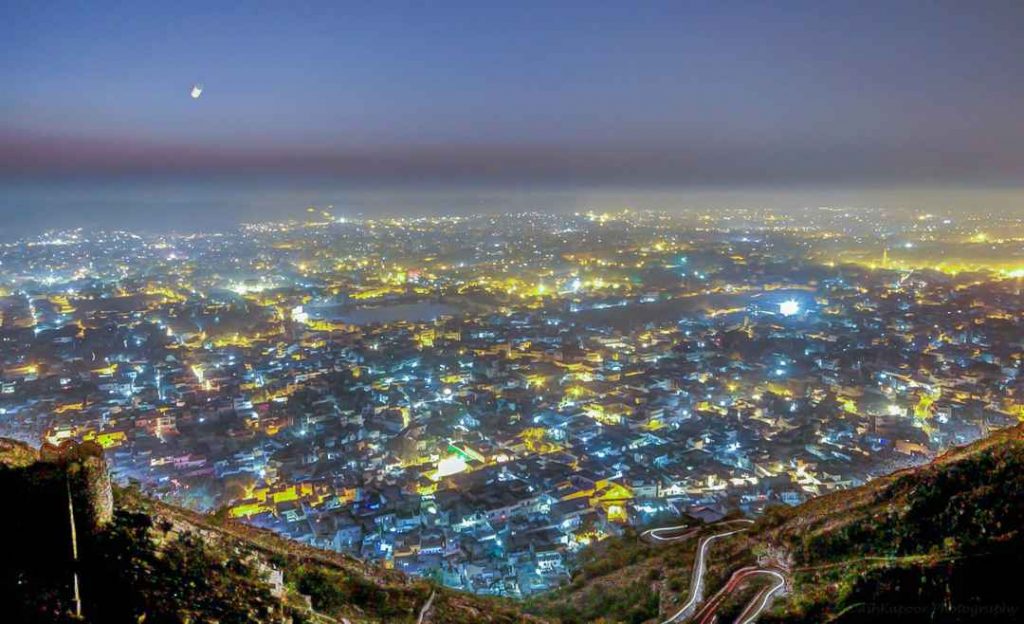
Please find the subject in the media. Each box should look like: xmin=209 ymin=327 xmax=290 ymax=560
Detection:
xmin=3 ymin=0 xmax=1024 ymax=185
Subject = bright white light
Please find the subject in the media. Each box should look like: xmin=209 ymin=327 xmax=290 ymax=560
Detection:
xmin=290 ymin=305 xmax=309 ymax=324
xmin=434 ymin=456 xmax=467 ymax=479
xmin=779 ymin=300 xmax=800 ymax=316
xmin=190 ymin=83 xmax=203 ymax=99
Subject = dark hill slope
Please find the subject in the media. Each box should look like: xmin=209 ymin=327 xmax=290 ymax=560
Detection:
xmin=754 ymin=423 xmax=1024 ymax=623
xmin=0 ymin=439 xmax=539 ymax=624
xmin=6 ymin=424 xmax=1022 ymax=624
xmin=529 ymin=424 xmax=1024 ymax=623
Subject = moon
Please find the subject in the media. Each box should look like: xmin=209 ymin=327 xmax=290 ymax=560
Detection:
xmin=190 ymin=83 xmax=203 ymax=99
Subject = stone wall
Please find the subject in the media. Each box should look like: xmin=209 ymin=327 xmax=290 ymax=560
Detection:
xmin=77 ymin=454 xmax=114 ymax=528
xmin=42 ymin=440 xmax=115 ymax=530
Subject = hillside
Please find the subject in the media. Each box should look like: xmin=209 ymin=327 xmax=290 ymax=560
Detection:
xmin=0 ymin=439 xmax=538 ymax=624
xmin=5 ymin=425 xmax=1023 ymax=624
xmin=754 ymin=422 xmax=1024 ymax=622
xmin=528 ymin=424 xmax=1024 ymax=623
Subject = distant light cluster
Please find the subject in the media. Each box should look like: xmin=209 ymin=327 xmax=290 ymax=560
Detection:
xmin=1 ymin=207 xmax=1022 ymax=597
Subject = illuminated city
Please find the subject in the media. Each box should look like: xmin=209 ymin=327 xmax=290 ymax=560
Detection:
xmin=4 ymin=2 xmax=1024 ymax=622
xmin=2 ymin=206 xmax=1021 ymax=598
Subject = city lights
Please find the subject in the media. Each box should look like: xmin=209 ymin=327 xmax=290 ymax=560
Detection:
xmin=779 ymin=299 xmax=800 ymax=316
xmin=2 ymin=208 xmax=1021 ymax=601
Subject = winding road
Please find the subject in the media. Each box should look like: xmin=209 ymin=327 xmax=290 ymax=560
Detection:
xmin=691 ymin=566 xmax=786 ymax=624
xmin=416 ymin=589 xmax=436 ymax=624
xmin=642 ymin=519 xmax=786 ymax=624
xmin=735 ymin=570 xmax=786 ymax=624
xmin=642 ymin=524 xmax=700 ymax=543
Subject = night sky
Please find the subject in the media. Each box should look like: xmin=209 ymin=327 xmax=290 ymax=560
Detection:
xmin=2 ymin=1 xmax=1024 ymax=186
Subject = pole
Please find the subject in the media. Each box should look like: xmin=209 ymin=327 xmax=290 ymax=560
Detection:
xmin=66 ymin=473 xmax=82 ymax=619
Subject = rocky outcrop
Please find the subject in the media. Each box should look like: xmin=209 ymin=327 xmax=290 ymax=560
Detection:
xmin=0 ymin=437 xmax=39 ymax=468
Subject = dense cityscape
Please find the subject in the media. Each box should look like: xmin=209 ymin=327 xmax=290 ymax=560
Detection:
xmin=2 ymin=206 xmax=1021 ymax=598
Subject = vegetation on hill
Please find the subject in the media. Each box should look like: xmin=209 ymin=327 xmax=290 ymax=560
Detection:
xmin=754 ymin=423 xmax=1024 ymax=623
xmin=524 ymin=526 xmax=705 ymax=624
xmin=529 ymin=425 xmax=1024 ymax=623
xmin=5 ymin=424 xmax=1022 ymax=624
xmin=1 ymin=440 xmax=537 ymax=624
